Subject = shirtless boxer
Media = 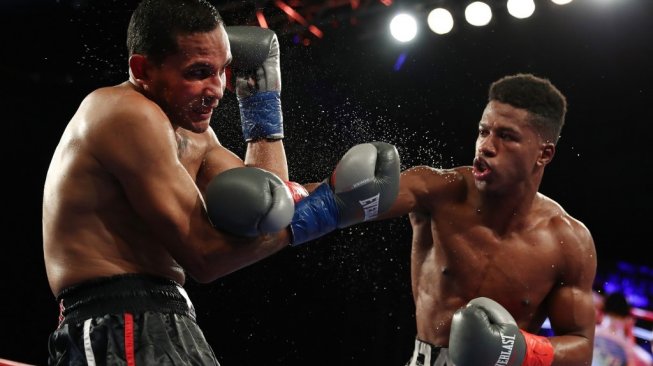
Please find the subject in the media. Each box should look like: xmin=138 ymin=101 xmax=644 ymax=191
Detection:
xmin=42 ymin=0 xmax=400 ymax=364
xmin=378 ymin=73 xmax=597 ymax=366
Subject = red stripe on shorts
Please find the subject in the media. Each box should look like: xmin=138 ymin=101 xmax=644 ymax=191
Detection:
xmin=124 ymin=313 xmax=135 ymax=366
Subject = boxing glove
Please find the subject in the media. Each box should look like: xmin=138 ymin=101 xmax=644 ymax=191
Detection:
xmin=226 ymin=26 xmax=283 ymax=141
xmin=205 ymin=167 xmax=294 ymax=237
xmin=449 ymin=297 xmax=554 ymax=366
xmin=289 ymin=141 xmax=400 ymax=246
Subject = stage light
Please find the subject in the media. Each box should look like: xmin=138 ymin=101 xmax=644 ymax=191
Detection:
xmin=256 ymin=10 xmax=268 ymax=28
xmin=551 ymin=0 xmax=573 ymax=4
xmin=275 ymin=0 xmax=323 ymax=38
xmin=465 ymin=1 xmax=492 ymax=27
xmin=507 ymin=0 xmax=535 ymax=19
xmin=427 ymin=8 xmax=454 ymax=35
xmin=390 ymin=13 xmax=418 ymax=42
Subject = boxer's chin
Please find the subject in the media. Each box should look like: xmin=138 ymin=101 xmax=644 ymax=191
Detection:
xmin=189 ymin=120 xmax=210 ymax=133
xmin=474 ymin=179 xmax=488 ymax=191
xmin=185 ymin=111 xmax=212 ymax=133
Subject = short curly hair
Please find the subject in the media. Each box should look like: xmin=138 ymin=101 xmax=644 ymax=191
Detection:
xmin=489 ymin=73 xmax=567 ymax=144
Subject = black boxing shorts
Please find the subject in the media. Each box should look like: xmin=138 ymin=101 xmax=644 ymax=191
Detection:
xmin=405 ymin=338 xmax=450 ymax=366
xmin=48 ymin=273 xmax=220 ymax=366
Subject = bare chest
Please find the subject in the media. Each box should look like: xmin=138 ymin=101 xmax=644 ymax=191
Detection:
xmin=411 ymin=212 xmax=562 ymax=319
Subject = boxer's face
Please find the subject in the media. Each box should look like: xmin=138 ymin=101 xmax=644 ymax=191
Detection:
xmin=148 ymin=26 xmax=231 ymax=133
xmin=473 ymin=101 xmax=545 ymax=193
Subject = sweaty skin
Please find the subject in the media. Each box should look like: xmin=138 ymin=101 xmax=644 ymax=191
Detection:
xmin=380 ymin=101 xmax=597 ymax=365
xmin=43 ymin=25 xmax=290 ymax=296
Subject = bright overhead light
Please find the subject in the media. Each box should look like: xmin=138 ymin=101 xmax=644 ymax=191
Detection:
xmin=551 ymin=0 xmax=573 ymax=4
xmin=465 ymin=2 xmax=492 ymax=27
xmin=427 ymin=8 xmax=454 ymax=35
xmin=507 ymin=0 xmax=535 ymax=19
xmin=389 ymin=13 xmax=418 ymax=42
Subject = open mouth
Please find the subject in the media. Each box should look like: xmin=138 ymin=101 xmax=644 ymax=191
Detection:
xmin=472 ymin=157 xmax=492 ymax=180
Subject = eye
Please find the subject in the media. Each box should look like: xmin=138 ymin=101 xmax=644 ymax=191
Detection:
xmin=500 ymin=132 xmax=516 ymax=141
xmin=186 ymin=67 xmax=215 ymax=80
xmin=478 ymin=128 xmax=489 ymax=137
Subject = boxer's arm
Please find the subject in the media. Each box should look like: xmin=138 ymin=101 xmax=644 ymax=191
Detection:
xmin=95 ymin=100 xmax=290 ymax=283
xmin=374 ymin=167 xmax=425 ymax=219
xmin=544 ymin=218 xmax=597 ymax=365
xmin=196 ymin=129 xmax=298 ymax=202
xmin=244 ymin=139 xmax=288 ymax=181
xmin=195 ymin=127 xmax=246 ymax=193
xmin=228 ymin=26 xmax=288 ymax=180
xmin=375 ymin=165 xmax=464 ymax=220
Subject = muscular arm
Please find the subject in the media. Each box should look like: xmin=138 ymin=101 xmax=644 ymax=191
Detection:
xmin=377 ymin=165 xmax=463 ymax=220
xmin=545 ymin=218 xmax=597 ymax=366
xmin=244 ymin=139 xmax=288 ymax=181
xmin=195 ymin=130 xmax=289 ymax=192
xmin=95 ymin=98 xmax=289 ymax=283
xmin=193 ymin=116 xmax=287 ymax=188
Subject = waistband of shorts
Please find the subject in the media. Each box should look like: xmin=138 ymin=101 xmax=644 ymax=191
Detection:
xmin=411 ymin=338 xmax=445 ymax=366
xmin=56 ymin=273 xmax=195 ymax=325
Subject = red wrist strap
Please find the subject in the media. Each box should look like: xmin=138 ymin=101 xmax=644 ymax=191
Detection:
xmin=285 ymin=181 xmax=309 ymax=203
xmin=519 ymin=330 xmax=554 ymax=366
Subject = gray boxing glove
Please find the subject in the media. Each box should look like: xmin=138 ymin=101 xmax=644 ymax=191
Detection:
xmin=205 ymin=167 xmax=294 ymax=237
xmin=449 ymin=297 xmax=554 ymax=366
xmin=226 ymin=26 xmax=283 ymax=141
xmin=288 ymin=141 xmax=401 ymax=246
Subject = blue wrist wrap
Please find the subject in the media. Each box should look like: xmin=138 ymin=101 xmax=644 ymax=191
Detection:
xmin=237 ymin=91 xmax=283 ymax=141
xmin=289 ymin=183 xmax=339 ymax=246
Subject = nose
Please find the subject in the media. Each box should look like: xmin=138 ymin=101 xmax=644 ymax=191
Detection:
xmin=205 ymin=73 xmax=225 ymax=101
xmin=477 ymin=136 xmax=496 ymax=157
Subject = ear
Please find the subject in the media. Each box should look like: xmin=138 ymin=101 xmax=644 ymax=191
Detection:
xmin=128 ymin=54 xmax=149 ymax=86
xmin=537 ymin=142 xmax=555 ymax=166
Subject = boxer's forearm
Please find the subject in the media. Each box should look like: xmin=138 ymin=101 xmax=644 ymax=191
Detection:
xmin=244 ymin=139 xmax=288 ymax=181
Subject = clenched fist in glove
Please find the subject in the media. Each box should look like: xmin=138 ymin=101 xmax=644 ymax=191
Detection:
xmin=449 ymin=297 xmax=554 ymax=366
xmin=226 ymin=26 xmax=283 ymax=141
xmin=205 ymin=167 xmax=294 ymax=237
xmin=289 ymin=141 xmax=401 ymax=246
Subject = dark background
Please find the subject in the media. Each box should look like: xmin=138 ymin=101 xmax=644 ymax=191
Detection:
xmin=1 ymin=0 xmax=652 ymax=364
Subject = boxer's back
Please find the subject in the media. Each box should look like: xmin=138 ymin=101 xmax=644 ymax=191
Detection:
xmin=43 ymin=84 xmax=185 ymax=296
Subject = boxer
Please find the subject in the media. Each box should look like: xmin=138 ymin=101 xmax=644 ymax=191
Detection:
xmin=42 ymin=0 xmax=400 ymax=364
xmin=375 ymin=73 xmax=597 ymax=366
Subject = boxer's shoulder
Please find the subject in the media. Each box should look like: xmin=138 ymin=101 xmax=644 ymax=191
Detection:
xmin=534 ymin=193 xmax=592 ymax=242
xmin=75 ymin=82 xmax=162 ymax=129
xmin=404 ymin=165 xmax=470 ymax=204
